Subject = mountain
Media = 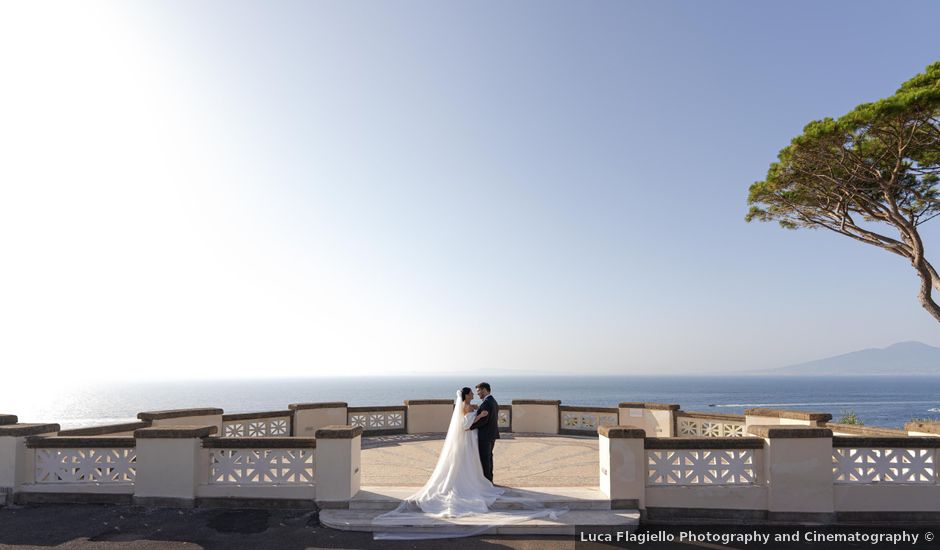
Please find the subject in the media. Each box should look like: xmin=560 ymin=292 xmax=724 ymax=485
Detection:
xmin=764 ymin=341 xmax=940 ymax=375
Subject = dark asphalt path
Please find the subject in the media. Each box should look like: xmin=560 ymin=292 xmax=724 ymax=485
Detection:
xmin=0 ymin=504 xmax=574 ymax=550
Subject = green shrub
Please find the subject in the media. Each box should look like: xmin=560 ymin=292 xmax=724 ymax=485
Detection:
xmin=838 ymin=410 xmax=863 ymax=425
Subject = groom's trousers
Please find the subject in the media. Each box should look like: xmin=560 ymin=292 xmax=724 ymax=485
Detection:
xmin=479 ymin=439 xmax=495 ymax=482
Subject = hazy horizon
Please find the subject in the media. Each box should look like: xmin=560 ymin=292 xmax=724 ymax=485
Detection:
xmin=2 ymin=2 xmax=940 ymax=384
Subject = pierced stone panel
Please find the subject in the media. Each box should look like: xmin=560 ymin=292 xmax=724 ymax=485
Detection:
xmin=561 ymin=411 xmax=618 ymax=431
xmin=222 ymin=417 xmax=290 ymax=437
xmin=208 ymin=449 xmax=314 ymax=484
xmin=677 ymin=418 xmax=745 ymax=438
xmin=833 ymin=448 xmax=936 ymax=484
xmin=647 ymin=449 xmax=757 ymax=486
xmin=35 ymin=448 xmax=137 ymax=483
xmin=348 ymin=411 xmax=404 ymax=431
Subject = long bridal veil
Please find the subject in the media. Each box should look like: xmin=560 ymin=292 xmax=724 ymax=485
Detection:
xmin=372 ymin=390 xmax=568 ymax=540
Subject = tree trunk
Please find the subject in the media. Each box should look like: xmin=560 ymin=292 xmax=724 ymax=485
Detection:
xmin=915 ymin=267 xmax=940 ymax=323
xmin=906 ymin=228 xmax=940 ymax=323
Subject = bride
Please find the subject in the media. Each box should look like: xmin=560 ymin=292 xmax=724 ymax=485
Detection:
xmin=372 ymin=387 xmax=566 ymax=539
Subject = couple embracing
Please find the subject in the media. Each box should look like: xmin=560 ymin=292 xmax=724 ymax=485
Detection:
xmin=464 ymin=382 xmax=499 ymax=483
xmin=373 ymin=382 xmax=566 ymax=539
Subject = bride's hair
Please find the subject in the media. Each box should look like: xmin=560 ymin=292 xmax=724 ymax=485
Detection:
xmin=460 ymin=387 xmax=473 ymax=401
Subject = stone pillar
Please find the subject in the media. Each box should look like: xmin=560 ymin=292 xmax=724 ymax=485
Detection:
xmin=617 ymin=403 xmax=678 ymax=436
xmin=0 ymin=418 xmax=59 ymax=504
xmin=133 ymin=425 xmax=217 ymax=507
xmin=288 ymin=402 xmax=348 ymax=437
xmin=314 ymin=425 xmax=362 ymax=508
xmin=744 ymin=408 xmax=832 ymax=429
xmin=404 ymin=400 xmax=453 ymax=434
xmin=137 ymin=408 xmax=224 ymax=433
xmin=598 ymin=426 xmax=645 ymax=510
xmin=748 ymin=425 xmax=834 ymax=521
xmin=511 ymin=400 xmax=560 ymax=434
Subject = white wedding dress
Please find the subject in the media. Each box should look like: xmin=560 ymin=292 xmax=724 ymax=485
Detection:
xmin=372 ymin=391 xmax=567 ymax=539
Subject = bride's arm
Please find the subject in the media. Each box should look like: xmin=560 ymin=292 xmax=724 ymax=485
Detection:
xmin=463 ymin=410 xmax=476 ymax=430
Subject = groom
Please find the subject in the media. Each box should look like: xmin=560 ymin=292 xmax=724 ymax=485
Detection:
xmin=468 ymin=382 xmax=500 ymax=483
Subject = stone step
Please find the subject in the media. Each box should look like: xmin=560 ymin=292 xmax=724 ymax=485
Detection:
xmin=350 ymin=486 xmax=612 ymax=511
xmin=320 ymin=508 xmax=640 ymax=536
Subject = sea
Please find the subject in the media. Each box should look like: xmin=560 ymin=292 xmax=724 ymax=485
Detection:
xmin=6 ymin=375 xmax=940 ymax=430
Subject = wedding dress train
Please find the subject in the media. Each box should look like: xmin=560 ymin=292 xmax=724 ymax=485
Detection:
xmin=372 ymin=391 xmax=567 ymax=539
xmin=394 ymin=405 xmax=504 ymax=516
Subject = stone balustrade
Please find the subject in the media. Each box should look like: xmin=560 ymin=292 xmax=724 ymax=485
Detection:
xmin=675 ymin=411 xmax=746 ymax=437
xmin=0 ymin=419 xmax=60 ymax=505
xmin=559 ymin=406 xmax=618 ymax=435
xmin=2 ymin=403 xmax=939 ymax=520
xmin=347 ymin=406 xmax=405 ymax=436
xmin=197 ymin=436 xmax=317 ymax=504
xmin=599 ymin=423 xmax=940 ymax=521
xmin=30 ymin=437 xmax=138 ymax=484
xmin=221 ymin=411 xmax=292 ymax=437
xmin=0 ymin=417 xmax=360 ymax=509
xmin=17 ymin=436 xmax=138 ymax=504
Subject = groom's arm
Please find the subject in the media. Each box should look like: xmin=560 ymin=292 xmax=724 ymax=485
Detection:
xmin=468 ymin=399 xmax=494 ymax=430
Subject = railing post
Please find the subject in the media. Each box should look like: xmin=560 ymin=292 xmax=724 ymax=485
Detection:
xmin=403 ymin=400 xmax=453 ymax=434
xmin=618 ymin=403 xmax=678 ymax=436
xmin=137 ymin=408 xmax=224 ymax=432
xmin=0 ymin=417 xmax=59 ymax=504
xmin=288 ymin=402 xmax=348 ymax=437
xmin=511 ymin=400 xmax=561 ymax=434
xmin=133 ymin=425 xmax=217 ymax=507
xmin=748 ymin=425 xmax=834 ymax=521
xmin=314 ymin=425 xmax=362 ymax=508
xmin=744 ymin=408 xmax=831 ymax=428
xmin=598 ymin=426 xmax=645 ymax=510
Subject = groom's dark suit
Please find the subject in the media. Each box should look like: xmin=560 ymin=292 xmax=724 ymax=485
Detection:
xmin=469 ymin=394 xmax=500 ymax=482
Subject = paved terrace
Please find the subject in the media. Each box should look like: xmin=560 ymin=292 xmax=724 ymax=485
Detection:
xmin=361 ymin=433 xmax=599 ymax=487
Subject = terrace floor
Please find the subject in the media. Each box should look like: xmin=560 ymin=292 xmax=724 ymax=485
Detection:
xmin=361 ymin=432 xmax=599 ymax=487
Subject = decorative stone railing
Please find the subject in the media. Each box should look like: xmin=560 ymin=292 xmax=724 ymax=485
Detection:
xmin=6 ymin=404 xmax=940 ymax=521
xmin=676 ymin=411 xmax=746 ymax=438
xmin=221 ymin=411 xmax=292 ymax=437
xmin=347 ymin=406 xmax=406 ymax=436
xmin=598 ymin=424 xmax=940 ymax=521
xmin=27 ymin=437 xmax=137 ymax=484
xmin=832 ymin=436 xmax=938 ymax=484
xmin=645 ymin=437 xmax=763 ymax=486
xmin=559 ymin=406 xmax=618 ymax=435
xmin=203 ymin=437 xmax=315 ymax=485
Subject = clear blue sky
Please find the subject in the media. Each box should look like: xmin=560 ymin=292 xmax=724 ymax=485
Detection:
xmin=1 ymin=1 xmax=938 ymax=380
